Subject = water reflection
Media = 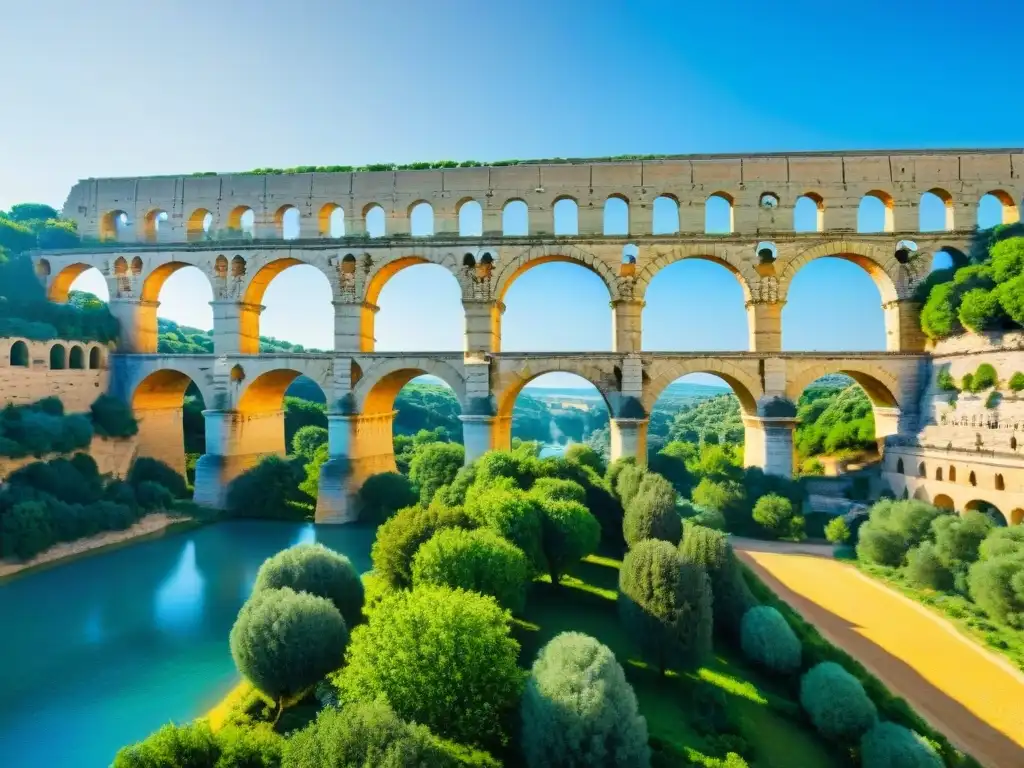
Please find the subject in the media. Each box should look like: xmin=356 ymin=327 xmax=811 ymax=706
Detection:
xmin=0 ymin=520 xmax=376 ymax=768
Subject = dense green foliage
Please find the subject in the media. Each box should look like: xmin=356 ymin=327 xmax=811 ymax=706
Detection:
xmin=410 ymin=442 xmax=465 ymax=505
xmin=967 ymin=554 xmax=1024 ymax=628
xmin=678 ymin=523 xmax=757 ymax=637
xmin=533 ymin=496 xmax=600 ymax=585
xmin=903 ymin=542 xmax=953 ymax=591
xmin=856 ymin=501 xmax=951 ymax=567
xmin=825 ymin=517 xmax=851 ymax=545
xmin=334 ymin=585 xmax=524 ymax=749
xmin=411 ymin=527 xmax=530 ymax=613
xmin=520 ymin=632 xmax=650 ymax=768
xmin=371 ymin=504 xmax=473 ymax=588
xmin=618 ymin=539 xmax=713 ymax=674
xmin=623 ymin=472 xmax=683 ymax=548
xmin=860 ymin=722 xmax=943 ymax=768
xmin=357 ymin=472 xmax=417 ymax=523
xmin=794 ymin=384 xmax=875 ymax=460
xmin=254 ymin=543 xmax=364 ymax=628
xmin=230 ymin=587 xmax=349 ymax=708
xmin=90 ymin=394 xmax=140 ymax=438
xmin=464 ymin=484 xmax=546 ymax=575
xmin=751 ymin=493 xmax=800 ymax=539
xmin=225 ymin=456 xmax=308 ymax=521
xmin=112 ymin=721 xmax=283 ymax=768
xmin=740 ymin=606 xmax=802 ymax=674
xmin=0 ymin=397 xmax=92 ymax=458
xmin=290 ymin=426 xmax=327 ymax=461
xmin=127 ymin=457 xmax=190 ymax=498
xmin=799 ymin=662 xmax=878 ymax=742
xmin=156 ymin=317 xmax=324 ymax=355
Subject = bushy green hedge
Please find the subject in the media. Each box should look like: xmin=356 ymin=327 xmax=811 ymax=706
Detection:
xmin=533 ymin=496 xmax=600 ymax=585
xmin=740 ymin=606 xmax=802 ymax=674
xmin=0 ymin=398 xmax=93 ymax=458
xmin=371 ymin=503 xmax=474 ymax=588
xmin=357 ymin=471 xmax=417 ymax=523
xmin=967 ymin=554 xmax=1024 ymax=628
xmin=622 ymin=472 xmax=682 ymax=548
xmin=678 ymin=522 xmax=756 ymax=638
xmin=904 ymin=542 xmax=953 ymax=591
xmin=254 ymin=542 xmax=364 ymax=628
xmin=409 ymin=442 xmax=465 ymax=505
xmin=464 ymin=484 xmax=546 ymax=575
xmin=128 ymin=457 xmax=189 ymax=499
xmin=225 ymin=456 xmax=308 ymax=520
xmin=800 ymin=661 xmax=878 ymax=742
xmin=860 ymin=721 xmax=943 ymax=768
xmin=90 ymin=394 xmax=139 ymax=438
xmin=112 ymin=721 xmax=282 ymax=768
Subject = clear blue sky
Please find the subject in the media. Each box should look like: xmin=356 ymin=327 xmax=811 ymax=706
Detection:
xmin=2 ymin=0 xmax=1021 ymax=390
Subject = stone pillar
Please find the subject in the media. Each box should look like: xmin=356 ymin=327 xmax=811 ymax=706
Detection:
xmin=316 ymin=411 xmax=399 ymax=523
xmin=482 ymin=208 xmax=503 ymax=236
xmin=491 ymin=415 xmax=513 ymax=452
xmin=211 ymin=300 xmax=263 ymax=355
xmin=610 ymin=418 xmax=649 ymax=466
xmin=193 ymin=409 xmax=286 ymax=508
xmin=334 ymin=301 xmax=377 ymax=353
xmin=107 ymin=298 xmax=159 ymax=353
xmin=464 ymin=300 xmax=502 ymax=354
xmin=746 ymin=301 xmax=784 ymax=353
xmin=743 ymin=416 xmax=796 ymax=477
xmin=460 ymin=415 xmax=495 ymax=464
xmin=612 ymin=300 xmax=644 ymax=353
xmin=883 ymin=299 xmax=926 ymax=352
xmin=134 ymin=406 xmax=186 ymax=476
xmin=578 ymin=205 xmax=603 ymax=236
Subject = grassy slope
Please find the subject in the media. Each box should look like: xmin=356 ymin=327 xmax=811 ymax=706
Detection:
xmin=518 ymin=554 xmax=837 ymax=768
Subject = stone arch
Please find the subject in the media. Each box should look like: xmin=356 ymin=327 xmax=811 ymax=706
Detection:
xmin=785 ymin=362 xmax=900 ymax=409
xmin=88 ymin=345 xmax=102 ymax=369
xmin=226 ymin=205 xmax=255 ymax=235
xmin=68 ymin=345 xmax=85 ymax=370
xmin=642 ymin=359 xmax=762 ymax=415
xmin=457 ymin=198 xmax=483 ymax=237
xmin=237 ymin=368 xmax=325 ymax=414
xmin=917 ymin=461 xmax=927 ymax=478
xmin=913 ymin=486 xmax=930 ymax=501
xmin=934 ymin=493 xmax=955 ymax=510
xmin=9 ymin=340 xmax=29 ymax=367
xmin=949 ymin=465 xmax=957 ymax=483
xmin=920 ymin=188 xmax=954 ymax=231
xmin=603 ymin=194 xmax=629 ymax=236
xmin=896 ymin=457 xmax=905 ymax=474
xmin=143 ymin=209 xmax=169 ymax=242
xmin=553 ymin=196 xmax=579 ymax=236
xmin=979 ymin=190 xmax=1020 ymax=226
xmin=652 ymin=194 xmax=680 ymax=234
xmin=241 ymin=256 xmax=333 ymax=307
xmin=186 ymin=208 xmax=213 ymax=241
xmin=1011 ymin=508 xmax=1024 ymax=525
xmin=502 ymin=199 xmax=529 ymax=236
xmin=274 ymin=205 xmax=301 ymax=240
xmin=494 ymin=364 xmax=615 ymax=424
xmin=352 ymin=357 xmax=468 ymax=415
xmin=319 ymin=203 xmax=345 ymax=237
xmin=634 ymin=247 xmax=755 ymax=303
xmin=47 ymin=262 xmax=101 ymax=302
xmin=100 ymin=210 xmax=129 ymax=241
xmin=858 ymin=190 xmax=894 ymax=232
xmin=49 ymin=343 xmax=66 ymax=370
xmin=130 ymin=367 xmax=213 ymax=477
xmin=935 ymin=466 xmax=943 ymax=481
xmin=778 ymin=240 xmax=905 ymax=304
xmin=794 ymin=192 xmax=825 ymax=232
xmin=492 ymin=244 xmax=616 ymax=304
xmin=965 ymin=499 xmax=1006 ymax=525
xmin=969 ymin=470 xmax=978 ymax=487
xmin=363 ymin=203 xmax=386 ymax=238
xmin=408 ymin=200 xmax=435 ymax=236
xmin=995 ymin=473 xmax=1005 ymax=491
xmin=705 ymin=192 xmax=734 ymax=234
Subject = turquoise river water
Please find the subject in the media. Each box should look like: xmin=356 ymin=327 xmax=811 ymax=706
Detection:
xmin=0 ymin=520 xmax=376 ymax=768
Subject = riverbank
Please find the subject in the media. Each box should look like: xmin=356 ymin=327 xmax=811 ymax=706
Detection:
xmin=0 ymin=512 xmax=188 ymax=579
xmin=205 ymin=681 xmax=251 ymax=730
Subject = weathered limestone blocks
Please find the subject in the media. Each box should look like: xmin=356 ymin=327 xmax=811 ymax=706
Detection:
xmin=193 ymin=409 xmax=286 ymax=508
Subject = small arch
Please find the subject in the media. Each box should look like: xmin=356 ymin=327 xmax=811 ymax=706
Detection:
xmin=969 ymin=470 xmax=977 ymax=487
xmin=553 ymin=197 xmax=579 ymax=236
xmin=319 ymin=203 xmax=345 ymax=238
xmin=231 ymin=255 xmax=247 ymax=278
xmin=919 ymin=189 xmax=953 ymax=231
xmin=36 ymin=259 xmax=51 ymax=279
xmin=462 ymin=253 xmax=476 ymax=268
xmin=479 ymin=252 xmax=494 ymax=266
xmin=47 ymin=263 xmax=108 ymax=303
xmin=131 ymin=256 xmax=143 ymax=276
xmin=652 ymin=195 xmax=680 ymax=235
xmin=364 ymin=204 xmax=386 ymax=238
xmin=757 ymin=241 xmax=778 ymax=264
xmin=995 ymin=473 xmax=1005 ymax=491
xmin=913 ymin=486 xmax=930 ymax=502
xmin=603 ymin=195 xmax=629 ymax=236
xmin=759 ymin=192 xmax=780 ymax=210
xmin=1011 ymin=508 xmax=1024 ymax=526
xmin=935 ymin=467 xmax=943 ymax=481
xmin=49 ymin=343 xmax=67 ymax=370
xmin=68 ymin=345 xmax=85 ymax=370
xmin=896 ymin=458 xmax=905 ymax=474
xmin=457 ymin=199 xmax=482 ymax=237
xmin=965 ymin=499 xmax=1006 ymax=526
xmin=186 ymin=208 xmax=213 ymax=241
xmin=226 ymin=206 xmax=254 ymax=237
xmin=409 ymin=201 xmax=434 ymax=236
xmin=857 ymin=191 xmax=894 ymax=233
xmin=794 ymin=193 xmax=824 ymax=232
xmin=275 ymin=205 xmax=301 ymax=240
xmin=230 ymin=364 xmax=245 ymax=382
xmin=705 ymin=193 xmax=734 ymax=234
xmin=100 ymin=210 xmax=129 ymax=241
xmin=341 ymin=253 xmax=357 ymax=273
xmin=621 ymin=244 xmax=639 ymax=265
xmin=88 ymin=346 xmax=102 ymax=369
xmin=918 ymin=461 xmax=927 ymax=478
xmin=978 ymin=191 xmax=1020 ymax=227
xmin=1011 ymin=436 xmax=1018 ymax=451
xmin=933 ymin=494 xmax=955 ymax=511
xmin=143 ymin=209 xmax=169 ymax=242
xmin=502 ymin=200 xmax=529 ymax=236
xmin=949 ymin=466 xmax=957 ymax=483
xmin=9 ymin=340 xmax=29 ymax=367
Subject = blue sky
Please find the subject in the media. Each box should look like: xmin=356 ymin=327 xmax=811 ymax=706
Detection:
xmin=2 ymin=0 xmax=1021 ymax=390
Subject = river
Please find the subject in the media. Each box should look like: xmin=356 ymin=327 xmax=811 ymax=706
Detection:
xmin=0 ymin=520 xmax=376 ymax=768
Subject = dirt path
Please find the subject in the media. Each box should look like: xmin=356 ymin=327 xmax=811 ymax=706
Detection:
xmin=733 ymin=538 xmax=1024 ymax=768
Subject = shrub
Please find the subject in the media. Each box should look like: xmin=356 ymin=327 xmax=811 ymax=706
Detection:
xmin=409 ymin=442 xmax=465 ymax=505
xmin=857 ymin=524 xmax=907 ymax=566
xmin=930 ymin=511 xmax=992 ymax=568
xmin=690 ymin=506 xmax=727 ymax=531
xmin=113 ymin=721 xmax=283 ymax=768
xmin=960 ymin=372 xmax=974 ymax=392
xmin=605 ymin=457 xmax=636 ymax=495
xmin=884 ymin=501 xmax=948 ymax=548
xmin=535 ymin=497 xmax=600 ymax=585
xmin=989 ymin=236 xmax=1024 ymax=282
xmin=972 ymin=363 xmax=998 ymax=390
xmin=860 ymin=721 xmax=942 ymax=768
xmin=529 ymin=477 xmax=586 ymax=504
xmin=128 ymin=457 xmax=189 ymax=499
xmin=371 ymin=504 xmax=472 ymax=588
xmin=0 ymin=500 xmax=52 ymax=560
xmin=678 ymin=523 xmax=757 ymax=637
xmin=984 ymin=391 xmax=1001 ymax=409
xmin=825 ymin=517 xmax=851 ymax=545
xmin=1009 ymin=372 xmax=1024 ymax=393
xmin=465 ymin=485 xmax=546 ymax=574
xmin=751 ymin=493 xmax=795 ymax=538
xmin=920 ymin=282 xmax=960 ymax=340
xmin=740 ymin=606 xmax=802 ymax=674
xmin=959 ymin=288 xmax=1006 ymax=333
xmin=520 ymin=632 xmax=650 ymax=768
xmin=968 ymin=553 xmax=1024 ymax=628
xmin=225 ymin=456 xmax=306 ymax=520
xmin=903 ymin=542 xmax=953 ymax=591
xmin=334 ymin=585 xmax=524 ymax=749
xmin=800 ymin=662 xmax=877 ymax=742
xmin=619 ymin=539 xmax=712 ymax=674
xmin=358 ymin=472 xmax=417 ymax=523
xmin=998 ymin=275 xmax=1024 ymax=326
xmin=229 ymin=587 xmax=349 ymax=710
xmin=412 ymin=527 xmax=530 ymax=613
xmin=291 ymin=425 xmax=327 ymax=460
xmin=614 ymin=463 xmax=646 ymax=507
xmin=691 ymin=477 xmax=746 ymax=531
xmin=564 ymin=443 xmax=605 ymax=474
xmin=935 ymin=369 xmax=958 ymax=392
xmin=254 ymin=542 xmax=364 ymax=627
xmin=979 ymin=526 xmax=1024 ymax=560
xmin=90 ymin=394 xmax=139 ymax=438
xmin=623 ymin=473 xmax=682 ymax=548
xmin=135 ymin=480 xmax=174 ymax=512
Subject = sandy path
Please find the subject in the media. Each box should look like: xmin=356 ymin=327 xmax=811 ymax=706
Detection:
xmin=0 ymin=512 xmax=185 ymax=578
xmin=734 ymin=538 xmax=1024 ymax=768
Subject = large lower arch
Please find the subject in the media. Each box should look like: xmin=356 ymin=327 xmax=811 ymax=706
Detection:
xmin=634 ymin=249 xmax=755 ymax=304
xmin=965 ymin=499 xmax=1008 ymax=526
xmin=130 ymin=368 xmax=209 ymax=478
xmin=47 ymin=262 xmax=103 ymax=302
xmin=135 ymin=262 xmax=215 ymax=353
xmin=235 ymin=257 xmax=334 ymax=354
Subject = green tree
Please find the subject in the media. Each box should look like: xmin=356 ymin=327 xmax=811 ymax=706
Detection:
xmin=989 ymin=236 xmax=1024 ymax=282
xmin=530 ymin=477 xmax=586 ymax=504
xmin=1008 ymin=370 xmax=1024 ymax=392
xmin=751 ymin=493 xmax=795 ymax=538
xmin=614 ymin=463 xmax=646 ymax=507
xmin=229 ymin=587 xmax=349 ymax=719
xmin=90 ymin=394 xmax=139 ymax=438
xmin=291 ymin=425 xmax=328 ymax=460
xmin=859 ymin=721 xmax=943 ymax=768
xmin=825 ymin=517 xmax=851 ymax=545
xmin=464 ymin=484 xmax=546 ymax=574
xmin=618 ymin=539 xmax=712 ymax=674
xmin=410 ymin=442 xmax=465 ymax=505
xmin=334 ymin=585 xmax=524 ymax=749
xmin=225 ymin=456 xmax=306 ymax=520
xmin=930 ymin=511 xmax=992 ymax=568
xmin=903 ymin=542 xmax=953 ymax=591
xmin=371 ymin=503 xmax=473 ymax=588
xmin=972 ymin=363 xmax=998 ymax=390
xmin=958 ymin=288 xmax=1006 ymax=333
xmin=358 ymin=472 xmax=418 ymax=523
xmin=127 ymin=457 xmax=188 ymax=498
xmin=920 ymin=282 xmax=960 ymax=339
xmin=691 ymin=477 xmax=746 ymax=531
xmin=520 ymin=632 xmax=650 ymax=768
xmin=535 ymin=496 xmax=600 ymax=585
xmin=979 ymin=526 xmax=1024 ymax=560
xmin=678 ymin=523 xmax=756 ymax=637
xmin=740 ymin=606 xmax=802 ymax=674
xmin=564 ymin=443 xmax=605 ymax=474
xmin=968 ymin=553 xmax=1024 ymax=627
xmin=998 ymin=275 xmax=1024 ymax=326
xmin=622 ymin=472 xmax=682 ymax=548
xmin=800 ymin=662 xmax=877 ymax=742
xmin=254 ymin=542 xmax=364 ymax=627
xmin=412 ymin=527 xmax=530 ymax=613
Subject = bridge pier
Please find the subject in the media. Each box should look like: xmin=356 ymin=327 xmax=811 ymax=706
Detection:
xmin=463 ymin=301 xmax=502 ymax=354
xmin=747 ymin=301 xmax=783 ymax=353
xmin=460 ymin=415 xmax=496 ymax=464
xmin=884 ymin=299 xmax=926 ymax=352
xmin=134 ymin=405 xmax=187 ymax=477
xmin=315 ymin=411 xmax=398 ymax=523
xmin=334 ymin=301 xmax=376 ymax=353
xmin=211 ymin=300 xmax=263 ymax=355
xmin=612 ymin=300 xmax=644 ymax=353
xmin=193 ymin=409 xmax=286 ymax=508
xmin=610 ymin=418 xmax=649 ymax=466
xmin=743 ymin=416 xmax=796 ymax=477
xmin=108 ymin=298 xmax=159 ymax=353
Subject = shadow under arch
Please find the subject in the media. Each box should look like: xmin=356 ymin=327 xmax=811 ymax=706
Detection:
xmin=965 ymin=499 xmax=1008 ymax=525
xmin=130 ymin=368 xmax=212 ymax=478
xmin=933 ymin=493 xmax=955 ymax=510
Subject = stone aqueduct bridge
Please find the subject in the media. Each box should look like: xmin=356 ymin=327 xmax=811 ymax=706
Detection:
xmin=31 ymin=148 xmax=1023 ymax=521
